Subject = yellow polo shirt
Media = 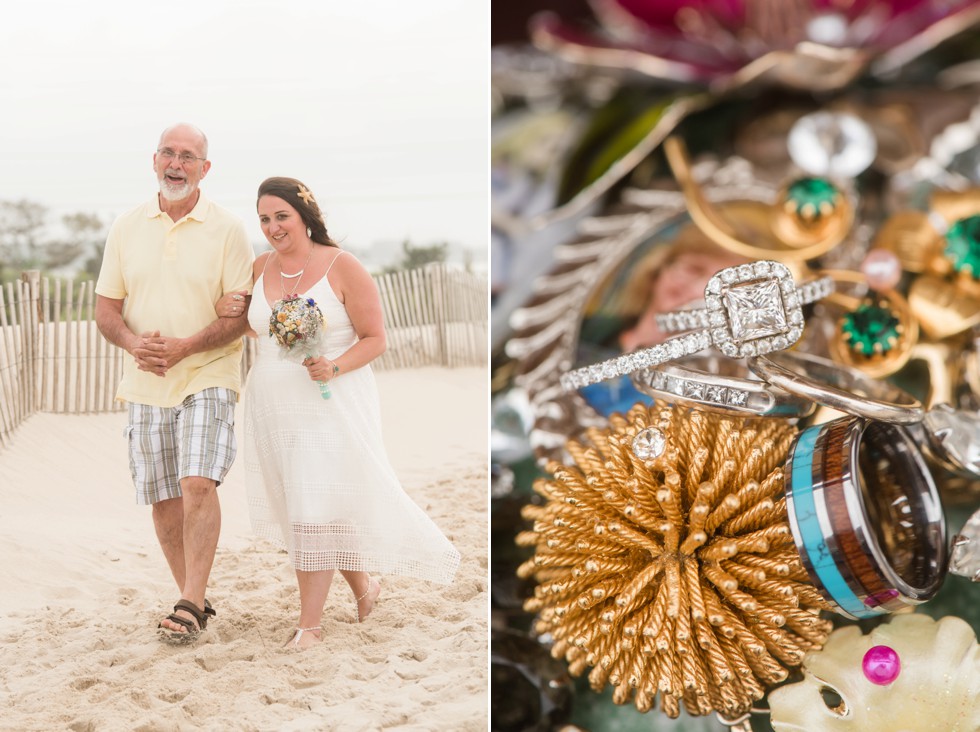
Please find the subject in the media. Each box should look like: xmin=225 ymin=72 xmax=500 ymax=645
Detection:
xmin=96 ymin=193 xmax=254 ymax=407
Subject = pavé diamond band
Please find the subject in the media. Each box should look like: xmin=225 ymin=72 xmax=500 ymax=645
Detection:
xmin=560 ymin=330 xmax=712 ymax=391
xmin=631 ymin=356 xmax=815 ymax=417
xmin=656 ymin=261 xmax=835 ymax=359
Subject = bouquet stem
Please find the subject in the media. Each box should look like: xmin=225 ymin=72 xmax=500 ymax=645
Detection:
xmin=310 ymin=352 xmax=331 ymax=399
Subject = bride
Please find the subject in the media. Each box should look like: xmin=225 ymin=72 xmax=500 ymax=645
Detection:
xmin=218 ymin=176 xmax=460 ymax=649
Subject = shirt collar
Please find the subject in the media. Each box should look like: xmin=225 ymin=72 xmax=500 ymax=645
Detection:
xmin=147 ymin=191 xmax=211 ymax=222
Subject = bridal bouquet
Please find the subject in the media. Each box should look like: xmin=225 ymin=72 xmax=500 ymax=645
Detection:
xmin=269 ymin=296 xmax=331 ymax=399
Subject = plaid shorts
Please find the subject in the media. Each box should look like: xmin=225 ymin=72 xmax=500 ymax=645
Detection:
xmin=125 ymin=387 xmax=238 ymax=505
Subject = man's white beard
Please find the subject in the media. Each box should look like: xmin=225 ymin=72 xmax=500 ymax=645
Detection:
xmin=159 ymin=177 xmax=196 ymax=201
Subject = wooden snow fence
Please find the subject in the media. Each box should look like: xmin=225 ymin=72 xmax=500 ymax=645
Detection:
xmin=0 ymin=264 xmax=487 ymax=449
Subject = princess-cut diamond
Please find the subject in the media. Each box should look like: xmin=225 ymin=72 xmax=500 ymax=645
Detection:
xmin=684 ymin=381 xmax=705 ymax=399
xmin=706 ymin=385 xmax=726 ymax=403
xmin=723 ymin=279 xmax=787 ymax=342
xmin=727 ymin=390 xmax=748 ymax=407
xmin=698 ymin=261 xmax=805 ymax=359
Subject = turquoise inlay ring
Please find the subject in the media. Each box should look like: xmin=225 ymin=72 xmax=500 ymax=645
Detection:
xmin=785 ymin=424 xmax=881 ymax=619
xmin=784 ymin=416 xmax=947 ymax=619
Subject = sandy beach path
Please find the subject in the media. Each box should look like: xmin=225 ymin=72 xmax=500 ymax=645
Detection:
xmin=0 ymin=366 xmax=488 ymax=732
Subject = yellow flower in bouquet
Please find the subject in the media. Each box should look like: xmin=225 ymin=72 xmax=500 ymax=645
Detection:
xmin=269 ymin=296 xmax=332 ymax=399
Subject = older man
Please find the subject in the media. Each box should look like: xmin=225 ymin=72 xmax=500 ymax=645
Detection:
xmin=95 ymin=122 xmax=253 ymax=640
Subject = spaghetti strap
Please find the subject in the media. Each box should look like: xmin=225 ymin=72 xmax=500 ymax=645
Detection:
xmin=259 ymin=251 xmax=276 ymax=282
xmin=325 ymin=250 xmax=348 ymax=276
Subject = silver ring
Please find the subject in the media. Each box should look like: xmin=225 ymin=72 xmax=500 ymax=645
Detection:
xmin=559 ymin=260 xmax=830 ymax=392
xmin=232 ymin=294 xmax=245 ymax=301
xmin=631 ymin=355 xmax=815 ymax=418
xmin=656 ymin=260 xmax=834 ymax=358
xmin=746 ymin=350 xmax=924 ymax=424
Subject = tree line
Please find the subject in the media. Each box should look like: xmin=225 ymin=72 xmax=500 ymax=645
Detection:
xmin=0 ymin=198 xmax=460 ymax=286
xmin=0 ymin=199 xmax=107 ymax=284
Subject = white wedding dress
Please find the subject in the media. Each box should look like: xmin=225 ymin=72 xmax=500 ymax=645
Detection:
xmin=242 ymin=260 xmax=460 ymax=584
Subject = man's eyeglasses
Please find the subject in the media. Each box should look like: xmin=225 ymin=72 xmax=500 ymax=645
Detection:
xmin=157 ymin=148 xmax=206 ymax=165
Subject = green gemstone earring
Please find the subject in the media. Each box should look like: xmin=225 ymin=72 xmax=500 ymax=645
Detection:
xmin=840 ymin=298 xmax=903 ymax=356
xmin=771 ymin=175 xmax=853 ymax=251
xmin=944 ymin=214 xmax=980 ymax=279
xmin=824 ymin=269 xmax=918 ymax=379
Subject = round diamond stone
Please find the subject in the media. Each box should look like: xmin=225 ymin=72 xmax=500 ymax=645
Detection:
xmin=632 ymin=427 xmax=666 ymax=460
xmin=788 ymin=111 xmax=877 ymax=177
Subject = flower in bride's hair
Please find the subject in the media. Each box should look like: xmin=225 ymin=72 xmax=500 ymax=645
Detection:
xmin=516 ymin=402 xmax=832 ymax=720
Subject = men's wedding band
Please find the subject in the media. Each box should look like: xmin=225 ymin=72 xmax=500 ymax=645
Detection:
xmin=631 ymin=355 xmax=815 ymax=418
xmin=656 ymin=260 xmax=835 ymax=359
xmin=747 ymin=350 xmax=924 ymax=424
xmin=785 ymin=416 xmax=946 ymax=619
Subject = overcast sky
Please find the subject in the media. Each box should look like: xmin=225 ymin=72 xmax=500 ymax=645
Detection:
xmin=0 ymin=1 xmax=488 ymax=257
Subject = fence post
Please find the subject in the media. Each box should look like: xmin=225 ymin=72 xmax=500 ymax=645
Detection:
xmin=19 ymin=270 xmax=41 ymax=412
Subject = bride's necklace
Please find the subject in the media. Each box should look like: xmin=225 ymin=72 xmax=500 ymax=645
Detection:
xmin=279 ymin=245 xmax=314 ymax=298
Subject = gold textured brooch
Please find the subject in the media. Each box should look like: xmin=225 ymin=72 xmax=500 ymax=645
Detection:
xmin=516 ymin=402 xmax=832 ymax=720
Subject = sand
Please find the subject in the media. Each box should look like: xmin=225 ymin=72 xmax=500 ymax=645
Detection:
xmin=0 ymin=366 xmax=488 ymax=732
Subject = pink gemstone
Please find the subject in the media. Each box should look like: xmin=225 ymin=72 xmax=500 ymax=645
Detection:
xmin=862 ymin=644 xmax=901 ymax=685
xmin=861 ymin=248 xmax=902 ymax=291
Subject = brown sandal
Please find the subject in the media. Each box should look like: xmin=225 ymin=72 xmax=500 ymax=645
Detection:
xmin=158 ymin=599 xmax=211 ymax=644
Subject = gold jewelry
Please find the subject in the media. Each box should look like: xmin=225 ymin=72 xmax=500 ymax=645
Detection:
xmin=279 ymin=246 xmax=314 ymax=299
xmin=663 ymin=136 xmax=852 ymax=262
xmin=908 ymin=274 xmax=980 ymax=340
xmin=517 ymin=402 xmax=831 ymax=720
xmin=822 ymin=269 xmax=918 ymax=378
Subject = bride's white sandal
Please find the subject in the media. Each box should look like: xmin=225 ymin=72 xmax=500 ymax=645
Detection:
xmin=355 ymin=579 xmax=381 ymax=623
xmin=287 ymin=625 xmax=322 ymax=648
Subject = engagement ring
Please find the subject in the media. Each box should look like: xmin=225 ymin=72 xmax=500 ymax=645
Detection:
xmin=559 ymin=260 xmax=832 ymax=392
xmin=656 ymin=260 xmax=835 ymax=358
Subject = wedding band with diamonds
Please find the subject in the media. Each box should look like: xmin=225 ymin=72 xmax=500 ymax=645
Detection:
xmin=747 ymin=350 xmax=924 ymax=424
xmin=656 ymin=260 xmax=835 ymax=359
xmin=560 ymin=330 xmax=712 ymax=391
xmin=631 ymin=356 xmax=815 ymax=417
